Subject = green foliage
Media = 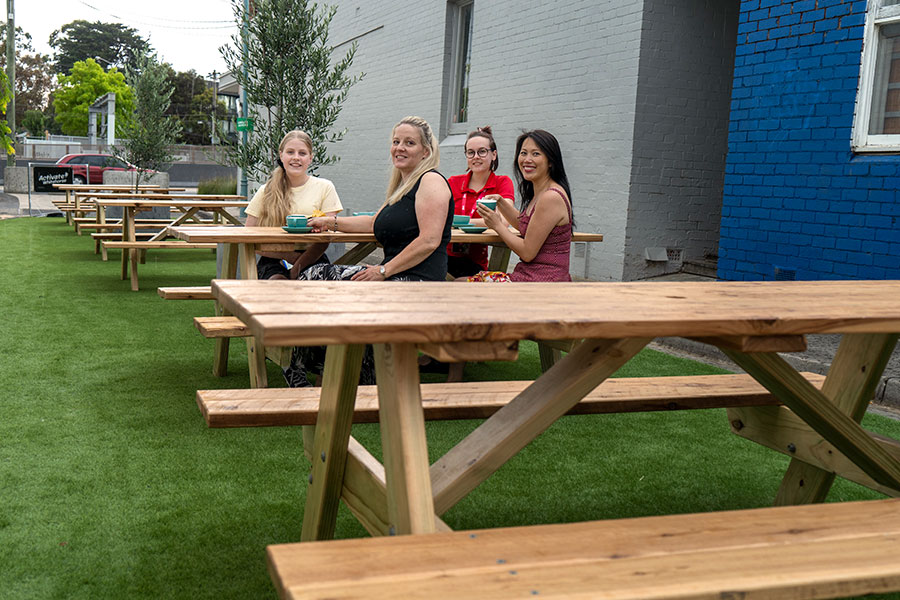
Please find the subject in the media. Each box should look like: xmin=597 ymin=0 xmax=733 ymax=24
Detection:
xmin=197 ymin=176 xmax=237 ymax=195
xmin=164 ymin=69 xmax=226 ymax=145
xmin=0 ymin=27 xmax=57 ymax=124
xmin=114 ymin=52 xmax=181 ymax=189
xmin=22 ymin=109 xmax=48 ymax=136
xmin=49 ymin=20 xmax=151 ymax=75
xmin=53 ymin=58 xmax=134 ymax=136
xmin=0 ymin=70 xmax=14 ymax=155
xmin=220 ymin=0 xmax=363 ymax=180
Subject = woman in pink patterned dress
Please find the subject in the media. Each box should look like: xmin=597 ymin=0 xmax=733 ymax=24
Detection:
xmin=472 ymin=129 xmax=573 ymax=282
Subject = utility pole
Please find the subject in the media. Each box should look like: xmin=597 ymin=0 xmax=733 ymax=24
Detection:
xmin=6 ymin=0 xmax=15 ymax=166
xmin=209 ymin=70 xmax=218 ymax=145
xmin=240 ymin=0 xmax=249 ymax=199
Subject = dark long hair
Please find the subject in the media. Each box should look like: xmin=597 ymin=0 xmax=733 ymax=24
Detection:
xmin=513 ymin=130 xmax=572 ymax=211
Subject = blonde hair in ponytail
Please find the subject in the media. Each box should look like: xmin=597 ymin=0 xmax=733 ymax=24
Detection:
xmin=383 ymin=116 xmax=441 ymax=207
xmin=256 ymin=130 xmax=314 ymax=226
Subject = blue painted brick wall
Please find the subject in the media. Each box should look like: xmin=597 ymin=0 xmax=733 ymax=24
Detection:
xmin=721 ymin=0 xmax=900 ymax=280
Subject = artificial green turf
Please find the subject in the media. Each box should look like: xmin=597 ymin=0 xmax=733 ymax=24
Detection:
xmin=2 ymin=217 xmax=899 ymax=599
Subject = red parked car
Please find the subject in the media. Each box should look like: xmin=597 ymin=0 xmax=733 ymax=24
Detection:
xmin=55 ymin=153 xmax=138 ymax=184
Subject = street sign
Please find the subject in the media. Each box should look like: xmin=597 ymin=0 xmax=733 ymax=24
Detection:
xmin=236 ymin=117 xmax=253 ymax=132
xmin=32 ymin=166 xmax=73 ymax=192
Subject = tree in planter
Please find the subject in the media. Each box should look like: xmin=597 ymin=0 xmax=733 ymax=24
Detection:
xmin=220 ymin=0 xmax=363 ymax=184
xmin=113 ymin=52 xmax=181 ymax=191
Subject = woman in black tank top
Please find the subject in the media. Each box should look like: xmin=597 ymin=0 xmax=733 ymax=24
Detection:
xmin=282 ymin=116 xmax=453 ymax=388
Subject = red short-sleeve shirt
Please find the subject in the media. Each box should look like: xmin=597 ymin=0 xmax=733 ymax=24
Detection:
xmin=446 ymin=171 xmax=515 ymax=269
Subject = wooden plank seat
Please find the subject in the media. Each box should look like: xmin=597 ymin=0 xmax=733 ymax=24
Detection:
xmin=194 ymin=316 xmax=291 ymax=378
xmin=102 ymin=241 xmax=217 ymax=250
xmin=266 ymin=498 xmax=900 ymax=600
xmin=194 ymin=315 xmax=249 ymax=338
xmin=91 ymin=232 xmax=154 ymax=258
xmin=196 ymin=372 xmax=825 ymax=428
xmin=158 ymin=286 xmax=214 ymax=300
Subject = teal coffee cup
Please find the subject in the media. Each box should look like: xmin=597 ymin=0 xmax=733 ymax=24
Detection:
xmin=452 ymin=215 xmax=470 ymax=226
xmin=286 ymin=214 xmax=307 ymax=228
xmin=477 ymin=199 xmax=497 ymax=211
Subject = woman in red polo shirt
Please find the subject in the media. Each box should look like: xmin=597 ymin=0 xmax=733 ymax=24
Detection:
xmin=446 ymin=126 xmax=515 ymax=277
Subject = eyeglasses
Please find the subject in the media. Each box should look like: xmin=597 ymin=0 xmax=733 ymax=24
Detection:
xmin=464 ymin=148 xmax=492 ymax=158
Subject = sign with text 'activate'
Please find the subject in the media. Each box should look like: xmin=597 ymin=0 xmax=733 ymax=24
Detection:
xmin=33 ymin=166 xmax=73 ymax=192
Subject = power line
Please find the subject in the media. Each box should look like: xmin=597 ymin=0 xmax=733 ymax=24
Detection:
xmin=75 ymin=0 xmax=235 ymax=30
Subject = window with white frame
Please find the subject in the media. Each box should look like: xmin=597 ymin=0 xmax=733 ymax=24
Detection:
xmin=854 ymin=0 xmax=900 ymax=151
xmin=445 ymin=0 xmax=474 ymax=132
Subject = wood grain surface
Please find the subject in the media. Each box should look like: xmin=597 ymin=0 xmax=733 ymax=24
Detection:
xmin=210 ymin=279 xmax=900 ymax=346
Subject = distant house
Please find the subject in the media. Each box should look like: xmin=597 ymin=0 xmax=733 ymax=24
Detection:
xmin=720 ymin=0 xmax=900 ymax=280
xmin=317 ymin=1 xmax=740 ymax=281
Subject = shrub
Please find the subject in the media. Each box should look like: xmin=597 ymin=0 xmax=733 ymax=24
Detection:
xmin=198 ymin=176 xmax=238 ymax=195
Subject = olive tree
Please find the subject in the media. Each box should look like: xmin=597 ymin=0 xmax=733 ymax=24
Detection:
xmin=113 ymin=52 xmax=181 ymax=190
xmin=220 ymin=0 xmax=363 ymax=183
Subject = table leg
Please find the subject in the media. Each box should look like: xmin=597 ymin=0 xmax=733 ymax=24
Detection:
xmin=120 ymin=207 xmax=132 ymax=280
xmin=301 ymin=344 xmax=366 ymax=541
xmin=487 ymin=245 xmax=512 ymax=272
xmin=213 ymin=243 xmax=239 ymax=377
xmin=374 ymin=342 xmax=436 ymax=535
xmin=239 ymin=243 xmax=267 ymax=387
xmin=216 ymin=208 xmax=244 ymax=226
xmin=334 ymin=242 xmax=378 ymax=266
xmin=128 ymin=208 xmax=140 ymax=291
xmin=430 ymin=336 xmax=652 ymax=515
xmin=723 ymin=341 xmax=900 ymax=492
xmin=771 ymin=334 xmax=898 ymax=503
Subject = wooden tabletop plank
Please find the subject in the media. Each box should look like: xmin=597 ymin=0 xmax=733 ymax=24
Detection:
xmin=168 ymin=225 xmax=602 ymax=245
xmin=211 ymin=279 xmax=900 ymax=346
xmin=90 ymin=198 xmax=248 ymax=208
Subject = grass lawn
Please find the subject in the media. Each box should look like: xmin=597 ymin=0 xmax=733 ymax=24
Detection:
xmin=2 ymin=217 xmax=899 ymax=599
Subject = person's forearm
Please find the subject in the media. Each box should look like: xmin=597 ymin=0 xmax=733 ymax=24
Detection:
xmin=497 ymin=203 xmax=520 ymax=233
xmin=293 ymin=243 xmax=328 ymax=271
xmin=257 ymin=250 xmax=301 ymax=261
xmin=495 ymin=226 xmax=530 ymax=261
xmin=335 ymin=215 xmax=375 ymax=233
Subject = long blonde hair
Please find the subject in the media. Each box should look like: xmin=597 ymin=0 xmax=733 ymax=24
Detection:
xmin=256 ymin=130 xmax=314 ymax=226
xmin=383 ymin=116 xmax=441 ymax=207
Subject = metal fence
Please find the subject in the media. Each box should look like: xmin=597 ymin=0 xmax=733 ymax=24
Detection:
xmin=15 ymin=138 xmax=230 ymax=165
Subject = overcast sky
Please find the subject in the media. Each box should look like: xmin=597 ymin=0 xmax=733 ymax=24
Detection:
xmin=13 ymin=0 xmax=238 ymax=76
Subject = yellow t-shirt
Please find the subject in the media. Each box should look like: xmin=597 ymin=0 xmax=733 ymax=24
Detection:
xmin=245 ymin=176 xmax=343 ymax=220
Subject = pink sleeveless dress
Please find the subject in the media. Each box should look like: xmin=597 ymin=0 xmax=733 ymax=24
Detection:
xmin=511 ymin=188 xmax=572 ymax=282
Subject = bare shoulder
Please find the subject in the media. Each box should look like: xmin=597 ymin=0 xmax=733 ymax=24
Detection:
xmin=536 ymin=186 xmax=569 ymax=210
xmin=418 ymin=171 xmax=451 ymax=199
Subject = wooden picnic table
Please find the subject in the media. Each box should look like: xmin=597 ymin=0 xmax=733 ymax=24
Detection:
xmin=210 ymin=278 xmax=900 ymax=544
xmin=53 ymin=184 xmax=185 ymax=224
xmin=169 ymin=225 xmax=604 ymax=280
xmin=170 ymin=225 xmax=604 ymax=386
xmin=93 ymin=196 xmax=247 ymax=291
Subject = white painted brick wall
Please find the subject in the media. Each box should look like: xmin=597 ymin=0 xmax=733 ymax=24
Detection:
xmin=318 ymin=0 xmax=736 ymax=281
xmin=623 ymin=0 xmax=738 ymax=280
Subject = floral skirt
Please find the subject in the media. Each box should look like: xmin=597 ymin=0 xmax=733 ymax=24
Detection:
xmin=466 ymin=270 xmax=512 ymax=283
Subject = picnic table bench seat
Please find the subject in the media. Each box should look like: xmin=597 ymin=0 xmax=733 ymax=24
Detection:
xmin=158 ymin=286 xmax=214 ymax=300
xmin=266 ymin=497 xmax=900 ymax=600
xmin=196 ymin=372 xmax=824 ymax=427
xmin=102 ymin=241 xmax=217 ymax=250
xmin=91 ymin=232 xmax=154 ymax=257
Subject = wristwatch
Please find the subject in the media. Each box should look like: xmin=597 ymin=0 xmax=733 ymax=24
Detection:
xmin=379 ymin=266 xmax=386 ymax=277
